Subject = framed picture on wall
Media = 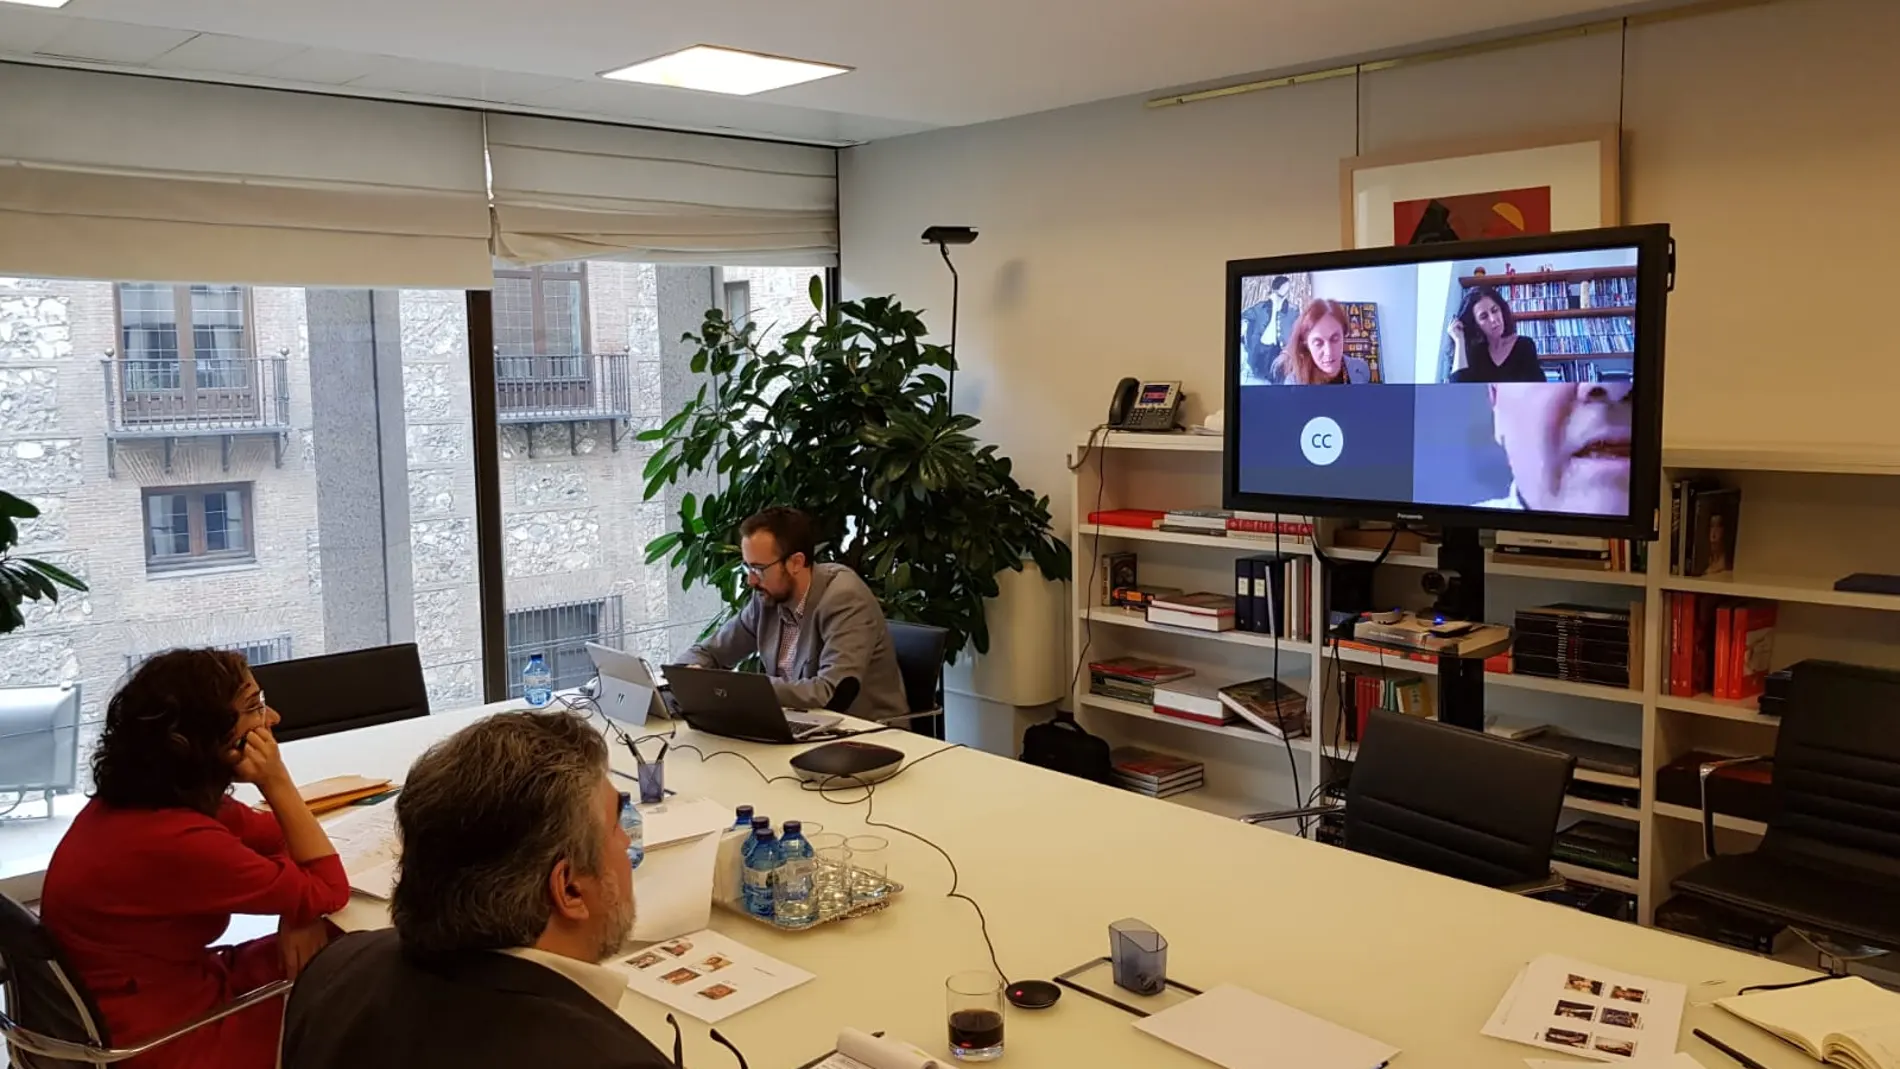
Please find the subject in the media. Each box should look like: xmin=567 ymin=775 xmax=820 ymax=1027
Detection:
xmin=1340 ymin=127 xmax=1621 ymax=248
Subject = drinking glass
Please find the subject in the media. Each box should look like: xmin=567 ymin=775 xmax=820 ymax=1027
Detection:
xmin=845 ymin=834 xmax=889 ymax=903
xmin=945 ymin=970 xmax=1005 ymax=1061
xmin=810 ymin=835 xmax=852 ymax=919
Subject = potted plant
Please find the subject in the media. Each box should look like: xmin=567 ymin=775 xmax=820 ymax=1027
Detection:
xmin=639 ymin=279 xmax=1069 ymax=660
xmin=0 ymin=491 xmax=85 ymax=634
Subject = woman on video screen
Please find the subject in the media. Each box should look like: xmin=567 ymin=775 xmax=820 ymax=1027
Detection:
xmin=1446 ymin=285 xmax=1546 ymax=383
xmin=1273 ymin=299 xmax=1371 ymax=385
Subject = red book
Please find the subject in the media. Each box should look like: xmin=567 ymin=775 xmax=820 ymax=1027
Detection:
xmin=1088 ymin=509 xmax=1165 ymax=530
xmin=1713 ymin=604 xmax=1733 ymax=699
xmin=1733 ymin=603 xmax=1778 ymax=699
xmin=1669 ymin=594 xmax=1688 ymax=697
xmin=1151 ymin=705 xmax=1232 ymax=727
xmin=1690 ymin=594 xmax=1716 ymax=698
xmin=1088 ymin=657 xmax=1193 ymax=683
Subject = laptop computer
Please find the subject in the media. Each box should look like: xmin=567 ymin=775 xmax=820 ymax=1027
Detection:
xmin=585 ymin=643 xmax=670 ymax=729
xmin=661 ymin=665 xmax=842 ymax=744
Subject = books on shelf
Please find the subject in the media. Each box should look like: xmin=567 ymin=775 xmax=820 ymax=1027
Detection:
xmin=1232 ymin=554 xmax=1313 ymax=641
xmin=1146 ymin=592 xmax=1236 ymax=632
xmin=1217 ymin=677 xmax=1308 ymax=739
xmin=1344 ymin=671 xmax=1431 ymax=741
xmin=1110 ymin=584 xmax=1181 ymax=611
xmin=1511 ymin=602 xmax=1642 ymax=689
xmin=1088 ymin=657 xmax=1193 ymax=706
xmin=1087 ymin=508 xmax=1166 ymax=530
xmin=1227 ymin=511 xmax=1315 ymax=543
xmin=1160 ymin=508 xmax=1231 ymax=536
xmin=1553 ymin=820 xmax=1639 ymax=878
xmin=1667 ymin=592 xmax=1777 ymax=700
xmin=1670 ymin=478 xmax=1741 ymax=577
xmin=1098 ymin=551 xmax=1138 ymax=606
xmin=1494 ymin=531 xmax=1645 ymax=573
xmin=1152 ymin=677 xmax=1236 ymax=726
xmin=1110 ymin=747 xmax=1205 ymax=798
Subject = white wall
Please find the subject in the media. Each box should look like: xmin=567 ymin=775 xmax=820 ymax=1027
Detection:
xmin=841 ymin=0 xmax=1900 ymax=529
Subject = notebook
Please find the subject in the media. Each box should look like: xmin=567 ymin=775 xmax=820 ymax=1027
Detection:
xmin=1716 ymin=977 xmax=1900 ymax=1069
xmin=1134 ymin=984 xmax=1399 ymax=1069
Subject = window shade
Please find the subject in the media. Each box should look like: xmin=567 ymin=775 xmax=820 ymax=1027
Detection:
xmin=0 ymin=64 xmax=493 ymax=288
xmin=486 ymin=114 xmax=838 ymax=267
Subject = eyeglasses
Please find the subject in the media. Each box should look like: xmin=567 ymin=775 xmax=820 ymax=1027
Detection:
xmin=664 ymin=1013 xmax=749 ymax=1069
xmin=740 ymin=555 xmax=787 ymax=579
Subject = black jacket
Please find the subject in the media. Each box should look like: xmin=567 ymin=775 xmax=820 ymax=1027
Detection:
xmin=283 ymin=929 xmax=673 ymax=1069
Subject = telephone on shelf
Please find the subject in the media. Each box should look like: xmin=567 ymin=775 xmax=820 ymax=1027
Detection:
xmin=1106 ymin=378 xmax=1183 ymax=433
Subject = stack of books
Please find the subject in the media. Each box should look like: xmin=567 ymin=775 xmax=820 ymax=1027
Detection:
xmin=1152 ymin=677 xmax=1235 ymax=726
xmin=1227 ymin=512 xmax=1314 ymax=547
xmin=1553 ymin=820 xmax=1639 ymax=879
xmin=1666 ymin=593 xmax=1777 ymax=700
xmin=1512 ymin=603 xmax=1642 ymax=689
xmin=1232 ymin=554 xmax=1313 ymax=641
xmin=1146 ymin=592 xmax=1235 ymax=632
xmin=1344 ymin=671 xmax=1431 ymax=741
xmin=1217 ymin=677 xmax=1309 ymax=739
xmin=1495 ymin=531 xmax=1643 ymax=573
xmin=1110 ymin=747 xmax=1205 ymax=799
xmin=1159 ymin=509 xmax=1230 ymax=537
xmin=1088 ymin=657 xmax=1193 ymax=706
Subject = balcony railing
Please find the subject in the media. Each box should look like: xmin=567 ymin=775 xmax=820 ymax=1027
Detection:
xmin=495 ymin=352 xmax=634 ymax=424
xmin=102 ymin=353 xmax=291 ymax=435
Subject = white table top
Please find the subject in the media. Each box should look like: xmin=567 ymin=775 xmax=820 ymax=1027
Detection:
xmin=276 ymin=704 xmax=1817 ymax=1069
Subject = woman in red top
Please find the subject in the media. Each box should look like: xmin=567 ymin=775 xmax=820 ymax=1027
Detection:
xmin=41 ymin=649 xmax=350 ymax=1069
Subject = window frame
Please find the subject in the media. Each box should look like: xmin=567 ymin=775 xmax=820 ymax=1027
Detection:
xmin=112 ymin=283 xmax=259 ymax=421
xmin=723 ymin=279 xmax=752 ymax=328
xmin=141 ymin=482 xmax=256 ymax=573
xmin=504 ymin=596 xmax=623 ymax=696
xmin=491 ymin=262 xmax=592 ymax=358
xmin=113 ymin=283 xmax=257 ymax=367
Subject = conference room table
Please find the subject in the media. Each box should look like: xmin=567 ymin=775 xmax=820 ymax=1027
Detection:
xmin=276 ymin=701 xmax=1821 ymax=1069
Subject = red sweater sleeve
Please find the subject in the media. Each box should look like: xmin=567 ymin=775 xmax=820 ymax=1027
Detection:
xmin=217 ymin=797 xmax=287 ymax=856
xmin=142 ymin=812 xmax=351 ymax=925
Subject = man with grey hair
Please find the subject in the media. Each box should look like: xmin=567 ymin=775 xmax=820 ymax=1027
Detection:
xmin=281 ymin=711 xmax=670 ymax=1069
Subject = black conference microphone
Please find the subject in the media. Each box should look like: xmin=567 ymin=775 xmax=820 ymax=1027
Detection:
xmin=824 ymin=677 xmax=860 ymax=713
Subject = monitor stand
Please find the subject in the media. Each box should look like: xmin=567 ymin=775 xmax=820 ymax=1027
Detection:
xmin=1435 ymin=526 xmax=1489 ymax=732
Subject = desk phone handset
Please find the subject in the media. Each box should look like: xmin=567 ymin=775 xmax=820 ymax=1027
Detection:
xmin=1106 ymin=378 xmax=1183 ymax=433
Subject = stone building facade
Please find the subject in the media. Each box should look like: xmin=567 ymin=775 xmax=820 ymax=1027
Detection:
xmin=0 ymin=263 xmax=818 ymax=795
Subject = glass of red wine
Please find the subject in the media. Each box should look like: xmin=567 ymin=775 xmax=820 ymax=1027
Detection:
xmin=945 ymin=970 xmax=1005 ymax=1061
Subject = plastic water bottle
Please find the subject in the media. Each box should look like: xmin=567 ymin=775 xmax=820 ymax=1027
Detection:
xmin=742 ymin=827 xmax=781 ymax=919
xmin=522 ymin=654 xmax=553 ymax=708
xmin=773 ymin=820 xmax=816 ymax=929
xmin=618 ymin=791 xmax=644 ymax=870
xmin=732 ymin=805 xmax=755 ymax=830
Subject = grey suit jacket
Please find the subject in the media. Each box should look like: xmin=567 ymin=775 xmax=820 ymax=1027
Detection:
xmin=681 ymin=563 xmax=909 ymax=721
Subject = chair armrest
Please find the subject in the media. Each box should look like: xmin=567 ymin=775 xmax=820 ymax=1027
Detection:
xmin=1698 ymin=755 xmax=1771 ymax=860
xmin=1241 ymin=803 xmax=1342 ymax=826
xmin=106 ymin=979 xmax=293 ymax=1062
xmin=1503 ymin=871 xmax=1570 ymax=896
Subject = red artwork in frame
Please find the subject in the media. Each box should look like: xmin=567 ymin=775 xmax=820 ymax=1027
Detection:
xmin=1393 ymin=187 xmax=1553 ymax=245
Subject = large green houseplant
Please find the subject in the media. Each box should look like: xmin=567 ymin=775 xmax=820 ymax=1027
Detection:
xmin=0 ymin=491 xmax=86 ymax=634
xmin=639 ymin=280 xmax=1069 ymax=660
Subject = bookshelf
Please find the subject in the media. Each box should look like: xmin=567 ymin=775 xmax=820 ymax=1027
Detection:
xmin=1068 ymin=433 xmax=1900 ymax=938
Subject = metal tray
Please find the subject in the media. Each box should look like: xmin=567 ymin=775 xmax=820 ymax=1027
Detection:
xmin=716 ymin=872 xmax=905 ymax=931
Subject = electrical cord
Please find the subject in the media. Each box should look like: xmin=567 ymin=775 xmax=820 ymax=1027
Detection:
xmin=671 ymin=738 xmax=1012 ymax=985
xmin=1065 ymin=423 xmax=1112 ymax=710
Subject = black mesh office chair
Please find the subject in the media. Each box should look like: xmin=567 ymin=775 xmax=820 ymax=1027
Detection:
xmin=1670 ymin=660 xmax=1900 ymax=969
xmin=0 ymin=894 xmax=290 ymax=1067
xmin=249 ymin=643 xmax=429 ymax=742
xmin=1246 ymin=709 xmax=1576 ymax=893
xmin=886 ymin=621 xmax=950 ymax=738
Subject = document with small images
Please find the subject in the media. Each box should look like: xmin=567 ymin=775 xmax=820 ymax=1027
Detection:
xmin=1482 ymin=954 xmax=1687 ymax=1063
xmin=612 ymin=929 xmax=814 ymax=1024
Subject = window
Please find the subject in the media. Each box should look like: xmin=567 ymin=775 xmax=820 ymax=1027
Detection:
xmin=115 ymin=283 xmax=257 ymax=420
xmin=493 ymin=262 xmax=589 ymax=361
xmin=143 ymin=483 xmax=254 ymax=571
xmin=125 ymin=635 xmax=291 ymax=672
xmin=506 ymin=597 xmax=622 ymax=696
xmin=723 ymin=280 xmax=751 ymax=328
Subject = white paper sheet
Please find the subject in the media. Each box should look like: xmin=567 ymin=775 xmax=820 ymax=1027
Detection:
xmin=320 ymin=800 xmax=401 ymax=897
xmin=629 ymin=830 xmax=720 ymax=942
xmin=1483 ymin=955 xmax=1687 ymax=1064
xmin=639 ymin=796 xmax=733 ymax=849
xmin=1134 ymin=984 xmax=1400 ymax=1069
xmin=612 ymin=929 xmax=813 ymax=1024
xmin=1527 ymin=1055 xmax=1706 ymax=1068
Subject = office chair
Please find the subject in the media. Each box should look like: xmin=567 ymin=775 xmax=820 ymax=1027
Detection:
xmin=885 ymin=620 xmax=950 ymax=739
xmin=0 ymin=894 xmax=290 ymax=1067
xmin=249 ymin=643 xmax=429 ymax=743
xmin=1244 ymin=709 xmax=1576 ymax=894
xmin=1670 ymin=660 xmax=1900 ymax=971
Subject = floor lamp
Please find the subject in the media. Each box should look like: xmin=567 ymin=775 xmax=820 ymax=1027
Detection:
xmin=921 ymin=226 xmax=977 ymax=411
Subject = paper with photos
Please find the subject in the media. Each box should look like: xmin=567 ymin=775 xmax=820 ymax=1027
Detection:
xmin=1483 ymin=954 xmax=1686 ymax=1063
xmin=612 ymin=929 xmax=813 ymax=1024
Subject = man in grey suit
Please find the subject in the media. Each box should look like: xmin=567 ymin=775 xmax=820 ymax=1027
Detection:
xmin=679 ymin=507 xmax=908 ymax=721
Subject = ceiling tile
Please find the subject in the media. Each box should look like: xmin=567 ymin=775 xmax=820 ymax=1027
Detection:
xmin=35 ymin=18 xmax=195 ymax=64
xmin=0 ymin=7 xmax=70 ymax=55
xmin=258 ymin=45 xmax=381 ymax=85
xmin=469 ymin=69 xmax=580 ymax=107
xmin=147 ymin=31 xmax=304 ymax=74
xmin=346 ymin=58 xmax=491 ymax=100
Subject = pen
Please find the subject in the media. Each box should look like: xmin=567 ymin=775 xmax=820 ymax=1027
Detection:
xmin=1695 ymin=1028 xmax=1770 ymax=1069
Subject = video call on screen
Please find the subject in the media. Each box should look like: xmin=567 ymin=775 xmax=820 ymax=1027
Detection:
xmin=1235 ymin=246 xmax=1641 ymax=519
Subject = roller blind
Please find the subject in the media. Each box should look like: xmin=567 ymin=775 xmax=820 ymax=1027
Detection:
xmin=0 ymin=64 xmax=493 ymax=289
xmin=486 ymin=114 xmax=838 ymax=267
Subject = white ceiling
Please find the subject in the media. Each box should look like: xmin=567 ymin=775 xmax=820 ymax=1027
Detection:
xmin=1 ymin=0 xmax=1659 ymax=146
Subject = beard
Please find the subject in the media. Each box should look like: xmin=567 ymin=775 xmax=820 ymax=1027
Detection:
xmin=590 ymin=876 xmax=638 ymax=961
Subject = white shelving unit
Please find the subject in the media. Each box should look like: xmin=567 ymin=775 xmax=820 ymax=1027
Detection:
xmin=1068 ymin=433 xmax=1900 ymax=932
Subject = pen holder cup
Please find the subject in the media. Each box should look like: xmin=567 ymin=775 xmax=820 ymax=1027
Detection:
xmin=1110 ymin=918 xmax=1168 ymax=997
xmin=632 ymin=738 xmax=666 ymax=804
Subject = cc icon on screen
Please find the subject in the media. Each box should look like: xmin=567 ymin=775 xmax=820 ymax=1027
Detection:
xmin=1300 ymin=416 xmax=1344 ymax=466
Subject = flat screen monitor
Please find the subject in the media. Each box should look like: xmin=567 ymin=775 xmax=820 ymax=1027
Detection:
xmin=1224 ymin=225 xmax=1670 ymax=540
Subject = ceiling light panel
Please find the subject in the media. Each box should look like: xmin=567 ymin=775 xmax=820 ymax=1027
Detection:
xmin=600 ymin=44 xmax=849 ymax=96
